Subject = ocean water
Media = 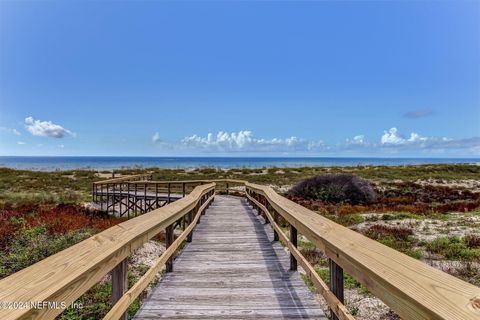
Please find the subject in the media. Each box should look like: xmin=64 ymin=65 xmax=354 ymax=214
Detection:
xmin=0 ymin=156 xmax=478 ymax=171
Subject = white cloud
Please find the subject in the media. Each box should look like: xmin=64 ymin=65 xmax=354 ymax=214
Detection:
xmin=150 ymin=128 xmax=479 ymax=155
xmin=152 ymin=132 xmax=162 ymax=143
xmin=381 ymin=128 xmax=429 ymax=145
xmin=59 ymin=144 xmax=65 ymax=148
xmin=346 ymin=135 xmax=366 ymax=145
xmin=17 ymin=141 xmax=26 ymax=145
xmin=381 ymin=128 xmax=406 ymax=145
xmin=379 ymin=127 xmax=479 ymax=152
xmin=181 ymin=130 xmax=309 ymax=152
xmin=24 ymin=116 xmax=73 ymax=138
xmin=353 ymin=135 xmax=364 ymax=144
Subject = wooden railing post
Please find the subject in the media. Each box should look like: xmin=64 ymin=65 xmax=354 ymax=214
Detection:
xmin=329 ymin=259 xmax=344 ymax=320
xmin=201 ymin=195 xmax=206 ymax=215
xmin=134 ymin=183 xmax=138 ymax=216
xmin=143 ymin=183 xmax=147 ymax=213
xmin=166 ymin=224 xmax=174 ymax=272
xmin=273 ymin=208 xmax=279 ymax=241
xmin=187 ymin=209 xmax=193 ymax=242
xmin=196 ymin=203 xmax=201 ymax=224
xmin=263 ymin=197 xmax=269 ymax=225
xmin=167 ymin=183 xmax=171 ymax=203
xmin=119 ymin=183 xmax=122 ymax=215
xmin=226 ymin=182 xmax=229 ymax=195
xmin=106 ymin=183 xmax=110 ymax=213
xmin=111 ymin=259 xmax=128 ymax=320
xmin=290 ymin=224 xmax=298 ymax=271
xmin=127 ymin=183 xmax=131 ymax=219
xmin=182 ymin=183 xmax=186 ymax=197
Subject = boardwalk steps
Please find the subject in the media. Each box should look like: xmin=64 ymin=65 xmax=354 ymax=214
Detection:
xmin=134 ymin=196 xmax=326 ymax=319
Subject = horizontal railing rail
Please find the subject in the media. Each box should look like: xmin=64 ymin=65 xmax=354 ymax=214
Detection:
xmin=92 ymin=178 xmax=245 ymax=217
xmin=0 ymin=182 xmax=215 ymax=320
xmin=93 ymin=173 xmax=153 ymax=185
xmin=245 ymin=182 xmax=480 ymax=320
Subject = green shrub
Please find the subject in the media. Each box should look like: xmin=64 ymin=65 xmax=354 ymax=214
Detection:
xmin=289 ymin=174 xmax=377 ymax=204
xmin=426 ymin=236 xmax=480 ymax=261
xmin=314 ymin=267 xmax=360 ymax=289
xmin=58 ymin=272 xmax=141 ymax=320
xmin=0 ymin=226 xmax=93 ymax=278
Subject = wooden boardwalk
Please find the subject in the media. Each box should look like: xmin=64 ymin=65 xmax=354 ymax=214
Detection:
xmin=134 ymin=195 xmax=326 ymax=319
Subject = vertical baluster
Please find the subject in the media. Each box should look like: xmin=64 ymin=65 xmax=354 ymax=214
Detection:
xmin=134 ymin=183 xmax=138 ymax=216
xmin=329 ymin=259 xmax=344 ymax=320
xmin=165 ymin=224 xmax=174 ymax=272
xmin=111 ymin=259 xmax=128 ymax=320
xmin=144 ymin=183 xmax=147 ymax=213
xmin=187 ymin=209 xmax=193 ymax=242
xmin=119 ymin=183 xmax=123 ymax=216
xmin=273 ymin=207 xmax=279 ymax=241
xmin=290 ymin=224 xmax=298 ymax=271
xmin=168 ymin=183 xmax=171 ymax=203
xmin=107 ymin=183 xmax=110 ymax=214
xmin=127 ymin=183 xmax=130 ymax=219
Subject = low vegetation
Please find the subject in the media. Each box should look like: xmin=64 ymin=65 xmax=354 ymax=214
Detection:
xmin=289 ymin=173 xmax=377 ymax=204
xmin=0 ymin=164 xmax=478 ymax=320
xmin=426 ymin=236 xmax=480 ymax=261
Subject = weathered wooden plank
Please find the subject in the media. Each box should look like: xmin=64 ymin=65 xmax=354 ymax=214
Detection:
xmin=135 ymin=307 xmax=325 ymax=319
xmin=134 ymin=195 xmax=325 ymax=320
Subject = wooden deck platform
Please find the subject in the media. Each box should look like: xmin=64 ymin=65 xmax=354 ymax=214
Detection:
xmin=134 ymin=195 xmax=326 ymax=319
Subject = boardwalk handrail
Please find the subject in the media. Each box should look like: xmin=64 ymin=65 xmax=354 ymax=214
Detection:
xmin=245 ymin=182 xmax=480 ymax=320
xmin=93 ymin=173 xmax=153 ymax=185
xmin=0 ymin=182 xmax=215 ymax=320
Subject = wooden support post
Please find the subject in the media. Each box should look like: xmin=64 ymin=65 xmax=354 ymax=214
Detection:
xmin=263 ymin=198 xmax=269 ymax=225
xmin=201 ymin=196 xmax=206 ymax=215
xmin=155 ymin=183 xmax=159 ymax=208
xmin=119 ymin=183 xmax=122 ymax=216
xmin=196 ymin=203 xmax=201 ymax=224
xmin=144 ymin=183 xmax=147 ymax=213
xmin=111 ymin=259 xmax=128 ymax=320
xmin=113 ymin=183 xmax=116 ymax=215
xmin=134 ymin=183 xmax=138 ymax=216
xmin=226 ymin=183 xmax=229 ymax=195
xmin=165 ymin=224 xmax=174 ymax=272
xmin=273 ymin=209 xmax=279 ymax=241
xmin=187 ymin=210 xmax=193 ymax=242
xmin=290 ymin=224 xmax=298 ymax=271
xmin=167 ymin=183 xmax=171 ymax=203
xmin=107 ymin=183 xmax=110 ymax=214
xmin=329 ymin=259 xmax=344 ymax=320
xmin=127 ymin=183 xmax=130 ymax=219
xmin=182 ymin=183 xmax=186 ymax=197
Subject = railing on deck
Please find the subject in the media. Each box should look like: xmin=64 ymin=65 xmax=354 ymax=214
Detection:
xmin=0 ymin=181 xmax=215 ymax=320
xmin=244 ymin=182 xmax=480 ymax=320
xmin=0 ymin=175 xmax=478 ymax=320
xmin=92 ymin=178 xmax=245 ymax=217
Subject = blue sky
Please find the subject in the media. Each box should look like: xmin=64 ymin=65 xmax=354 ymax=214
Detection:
xmin=0 ymin=1 xmax=479 ymax=157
